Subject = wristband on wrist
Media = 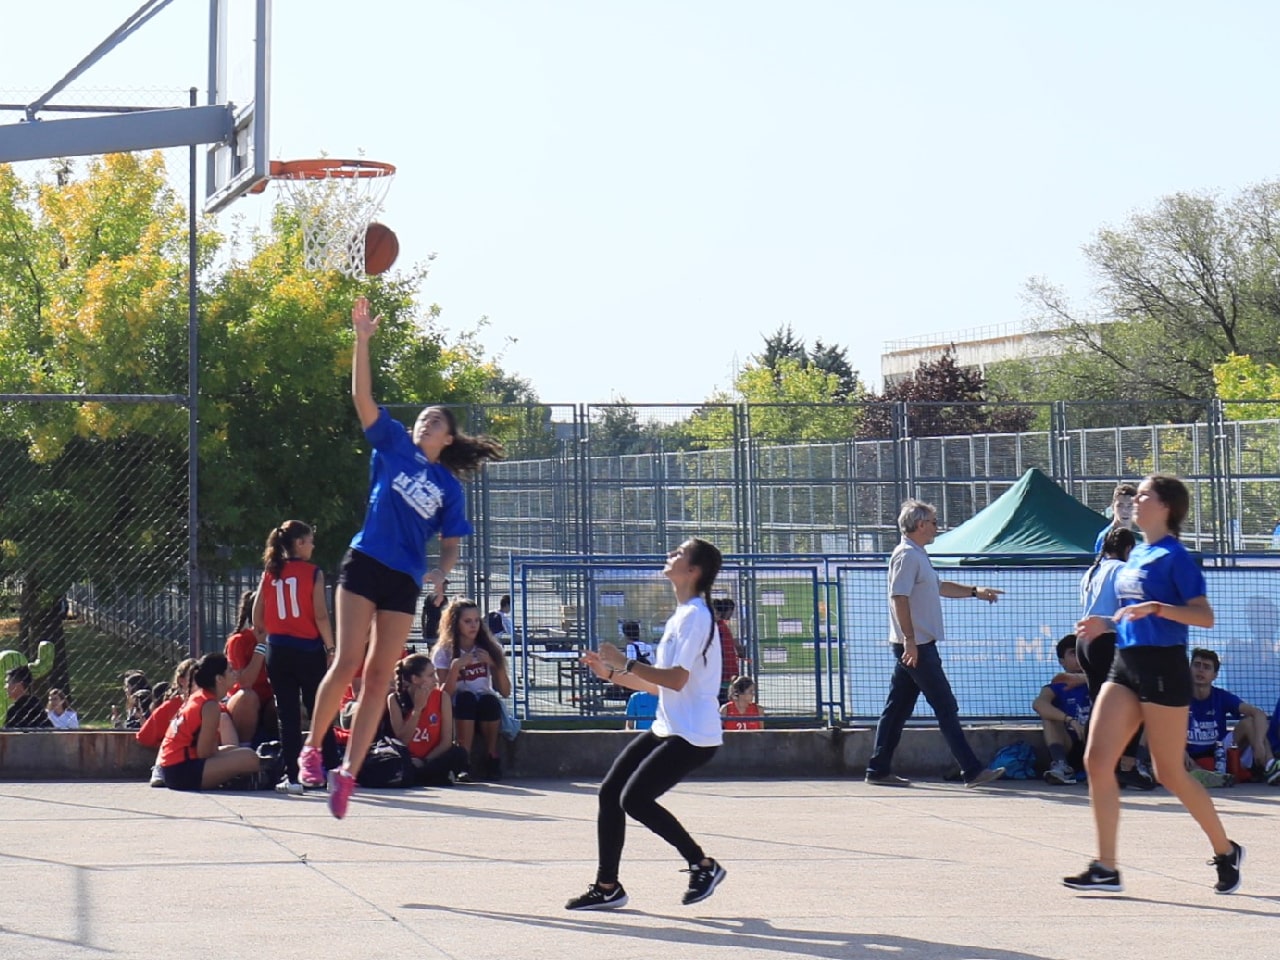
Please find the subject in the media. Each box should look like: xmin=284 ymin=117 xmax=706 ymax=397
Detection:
xmin=606 ymin=666 xmax=615 ymax=680
xmin=253 ymin=642 xmax=268 ymax=657
xmin=971 ymin=586 xmax=979 ymax=598
xmin=625 ymin=658 xmax=638 ymax=674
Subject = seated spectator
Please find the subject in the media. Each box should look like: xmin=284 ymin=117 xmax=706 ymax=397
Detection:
xmin=1033 ymin=635 xmax=1091 ymax=784
xmin=1185 ymin=647 xmax=1275 ymax=782
xmin=226 ymin=589 xmax=277 ymax=746
xmin=624 ymin=689 xmax=659 ymax=731
xmin=4 ymin=666 xmax=52 ymax=729
xmin=387 ymin=653 xmax=468 ymax=785
xmin=157 ymin=653 xmax=279 ymax=792
xmin=720 ymin=675 xmax=765 ymax=730
xmin=621 ymin=620 xmax=654 ymax=665
xmin=712 ymin=597 xmax=746 ymax=704
xmin=138 ymin=659 xmax=198 ymax=787
xmin=45 ymin=688 xmax=79 ymax=729
xmin=432 ymin=598 xmax=511 ymax=782
xmin=499 ymin=594 xmax=514 ymax=638
xmin=113 ymin=670 xmax=151 ymax=728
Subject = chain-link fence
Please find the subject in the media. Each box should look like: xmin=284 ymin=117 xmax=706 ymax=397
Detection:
xmin=1 ymin=94 xmax=196 ymax=728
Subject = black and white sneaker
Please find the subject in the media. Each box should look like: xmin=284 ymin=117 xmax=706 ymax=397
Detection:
xmin=1063 ymin=861 xmax=1123 ymax=893
xmin=682 ymin=858 xmax=727 ymax=905
xmin=1211 ymin=841 xmax=1244 ymax=895
xmin=565 ymin=882 xmax=628 ymax=911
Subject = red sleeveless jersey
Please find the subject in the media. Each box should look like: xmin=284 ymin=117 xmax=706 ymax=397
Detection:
xmin=262 ymin=559 xmax=321 ymax=640
xmin=405 ymin=687 xmax=445 ymax=759
xmin=722 ymin=701 xmax=763 ymax=731
xmin=159 ymin=690 xmax=215 ymax=766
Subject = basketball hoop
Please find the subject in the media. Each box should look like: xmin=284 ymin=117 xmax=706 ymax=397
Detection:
xmin=267 ymin=159 xmax=396 ymax=277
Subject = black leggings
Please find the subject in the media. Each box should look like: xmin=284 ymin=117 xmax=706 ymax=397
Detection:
xmin=267 ymin=643 xmax=338 ymax=781
xmin=596 ymin=731 xmax=718 ymax=885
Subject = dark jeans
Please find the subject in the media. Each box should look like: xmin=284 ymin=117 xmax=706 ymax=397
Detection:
xmin=596 ymin=731 xmax=718 ymax=885
xmin=267 ymin=643 xmax=338 ymax=782
xmin=868 ymin=642 xmax=982 ymax=780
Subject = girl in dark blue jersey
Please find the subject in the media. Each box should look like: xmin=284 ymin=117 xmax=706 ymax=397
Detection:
xmin=300 ymin=297 xmax=503 ymax=819
xmin=1071 ymin=475 xmax=1242 ymax=895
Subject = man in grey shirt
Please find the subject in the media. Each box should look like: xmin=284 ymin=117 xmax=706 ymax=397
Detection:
xmin=864 ymin=499 xmax=1005 ymax=787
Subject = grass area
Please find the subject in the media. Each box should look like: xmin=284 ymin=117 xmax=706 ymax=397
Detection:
xmin=0 ymin=618 xmax=183 ymax=729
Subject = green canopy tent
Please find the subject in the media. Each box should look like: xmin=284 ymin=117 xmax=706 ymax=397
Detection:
xmin=926 ymin=468 xmax=1107 ymax=566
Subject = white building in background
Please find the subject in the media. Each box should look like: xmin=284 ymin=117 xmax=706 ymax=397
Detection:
xmin=881 ymin=321 xmax=1067 ymax=387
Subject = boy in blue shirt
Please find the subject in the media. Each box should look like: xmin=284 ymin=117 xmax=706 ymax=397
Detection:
xmin=624 ymin=689 xmax=659 ymax=731
xmin=1186 ymin=647 xmax=1277 ymax=783
xmin=1033 ymin=635 xmax=1091 ymax=784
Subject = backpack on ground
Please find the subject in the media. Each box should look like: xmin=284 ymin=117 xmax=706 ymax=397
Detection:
xmin=989 ymin=740 xmax=1038 ymax=779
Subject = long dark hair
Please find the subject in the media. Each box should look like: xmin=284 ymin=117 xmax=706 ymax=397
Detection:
xmin=234 ymin=589 xmax=255 ymax=631
xmin=1085 ymin=526 xmax=1136 ymax=589
xmin=429 ymin=407 xmax=505 ymax=479
xmin=262 ymin=520 xmax=312 ymax=576
xmin=1146 ymin=474 xmax=1189 ymax=536
xmin=193 ymin=652 xmax=229 ymax=694
xmin=684 ymin=538 xmax=724 ymax=665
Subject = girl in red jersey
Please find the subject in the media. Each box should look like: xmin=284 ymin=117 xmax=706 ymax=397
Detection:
xmin=720 ymin=676 xmax=764 ymax=731
xmin=252 ymin=520 xmax=335 ymax=794
xmin=158 ymin=653 xmax=267 ymax=791
xmin=387 ymin=654 xmax=468 ymax=785
xmin=225 ymin=589 xmax=276 ymax=745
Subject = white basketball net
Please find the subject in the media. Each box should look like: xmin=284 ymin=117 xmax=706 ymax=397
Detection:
xmin=274 ymin=163 xmax=395 ymax=278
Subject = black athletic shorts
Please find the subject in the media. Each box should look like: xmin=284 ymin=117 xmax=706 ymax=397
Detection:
xmin=162 ymin=758 xmax=206 ymax=791
xmin=1106 ymin=644 xmax=1192 ymax=708
xmin=337 ymin=548 xmax=420 ymax=615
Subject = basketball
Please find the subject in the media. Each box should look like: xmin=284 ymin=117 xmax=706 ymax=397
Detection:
xmin=364 ymin=222 xmax=400 ymax=276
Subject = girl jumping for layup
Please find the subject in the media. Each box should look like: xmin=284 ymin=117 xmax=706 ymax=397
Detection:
xmin=298 ymin=296 xmax=503 ymax=819
xmin=1071 ymin=475 xmax=1243 ymax=895
xmin=567 ymin=538 xmax=728 ymax=911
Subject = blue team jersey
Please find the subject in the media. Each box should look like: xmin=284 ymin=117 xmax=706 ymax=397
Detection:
xmin=1049 ymin=681 xmax=1092 ymax=743
xmin=1186 ymin=686 xmax=1243 ymax=756
xmin=348 ymin=407 xmax=473 ymax=584
xmin=1113 ymin=536 xmax=1206 ymax=649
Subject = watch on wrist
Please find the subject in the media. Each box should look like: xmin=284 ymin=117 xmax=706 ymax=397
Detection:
xmin=625 ymin=658 xmax=638 ymax=674
xmin=971 ymin=586 xmax=979 ymax=598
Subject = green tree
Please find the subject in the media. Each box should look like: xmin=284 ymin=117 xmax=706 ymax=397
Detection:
xmin=689 ymin=358 xmax=862 ymax=444
xmin=998 ymin=184 xmax=1280 ymax=412
xmin=754 ymin=325 xmax=863 ymax=401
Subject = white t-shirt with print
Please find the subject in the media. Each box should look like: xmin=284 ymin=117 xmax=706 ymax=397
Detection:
xmin=650 ymin=597 xmax=723 ymax=748
xmin=432 ymin=645 xmax=496 ymax=696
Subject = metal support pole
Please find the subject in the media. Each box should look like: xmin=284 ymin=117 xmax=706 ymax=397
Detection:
xmin=187 ymin=88 xmax=200 ymax=657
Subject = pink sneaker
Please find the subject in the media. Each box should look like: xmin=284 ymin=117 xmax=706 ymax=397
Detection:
xmin=298 ymin=746 xmax=325 ymax=788
xmin=328 ymin=768 xmax=356 ymax=819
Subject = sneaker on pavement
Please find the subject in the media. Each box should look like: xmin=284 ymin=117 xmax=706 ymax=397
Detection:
xmin=565 ymin=882 xmax=628 ymax=911
xmin=682 ymin=859 xmax=727 ymax=905
xmin=275 ymin=777 xmax=304 ymax=796
xmin=1265 ymin=759 xmax=1280 ymax=786
xmin=298 ymin=745 xmax=326 ymax=788
xmin=328 ymin=768 xmax=356 ymax=819
xmin=1117 ymin=766 xmax=1156 ymax=790
xmin=1211 ymin=841 xmax=1244 ymax=895
xmin=864 ymin=771 xmax=911 ymax=787
xmin=149 ymin=764 xmax=165 ymax=788
xmin=1063 ymin=861 xmax=1123 ymax=893
xmin=1044 ymin=760 xmax=1075 ymax=785
xmin=964 ymin=766 xmax=1005 ymax=788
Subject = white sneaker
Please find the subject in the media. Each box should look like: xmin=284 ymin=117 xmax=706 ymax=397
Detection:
xmin=149 ymin=765 xmax=165 ymax=788
xmin=275 ymin=777 xmax=304 ymax=796
xmin=1044 ymin=760 xmax=1075 ymax=785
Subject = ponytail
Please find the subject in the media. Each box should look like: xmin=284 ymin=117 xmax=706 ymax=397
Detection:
xmin=262 ymin=520 xmax=313 ymax=577
xmin=425 ymin=406 xmax=506 ymax=479
xmin=234 ymin=590 xmax=255 ymax=632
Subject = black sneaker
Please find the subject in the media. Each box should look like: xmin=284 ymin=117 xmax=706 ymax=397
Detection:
xmin=1210 ymin=841 xmax=1244 ymax=895
xmin=1116 ymin=767 xmax=1156 ymax=791
xmin=864 ymin=771 xmax=911 ymax=787
xmin=1063 ymin=861 xmax=1123 ymax=893
xmin=565 ymin=882 xmax=628 ymax=911
xmin=682 ymin=859 xmax=726 ymax=905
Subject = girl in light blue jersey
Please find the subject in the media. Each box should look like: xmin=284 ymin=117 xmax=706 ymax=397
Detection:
xmin=1070 ymin=475 xmax=1242 ymax=896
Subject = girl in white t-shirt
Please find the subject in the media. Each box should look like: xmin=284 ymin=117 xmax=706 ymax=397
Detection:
xmin=432 ymin=599 xmax=511 ymax=781
xmin=567 ymin=538 xmax=728 ymax=912
xmin=46 ymin=688 xmax=79 ymax=729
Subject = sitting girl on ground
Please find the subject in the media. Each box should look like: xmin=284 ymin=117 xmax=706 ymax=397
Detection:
xmin=432 ymin=599 xmax=511 ymax=781
xmin=720 ymin=676 xmax=764 ymax=730
xmin=157 ymin=653 xmax=276 ymax=791
xmin=387 ymin=654 xmax=468 ymax=785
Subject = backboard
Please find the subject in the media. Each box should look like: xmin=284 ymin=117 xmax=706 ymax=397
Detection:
xmin=204 ymin=0 xmax=271 ymax=213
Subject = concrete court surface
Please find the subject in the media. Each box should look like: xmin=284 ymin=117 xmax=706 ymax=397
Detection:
xmin=0 ymin=777 xmax=1276 ymax=960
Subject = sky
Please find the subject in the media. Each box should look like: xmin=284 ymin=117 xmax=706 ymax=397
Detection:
xmin=3 ymin=2 xmax=1280 ymax=404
